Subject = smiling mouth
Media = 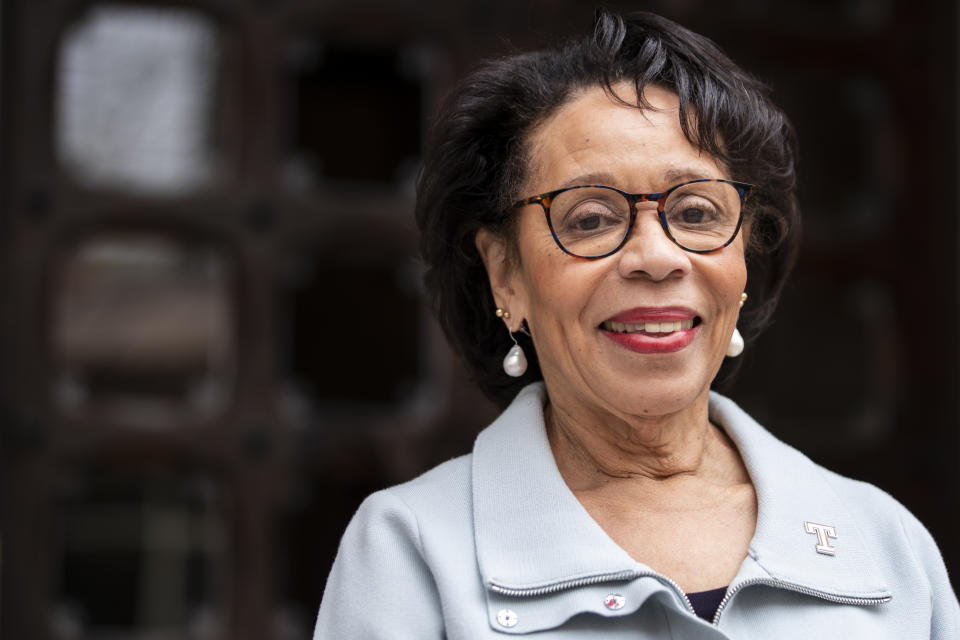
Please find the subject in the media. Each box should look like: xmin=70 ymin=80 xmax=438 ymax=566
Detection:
xmin=601 ymin=318 xmax=700 ymax=335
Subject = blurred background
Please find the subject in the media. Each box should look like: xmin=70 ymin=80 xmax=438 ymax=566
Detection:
xmin=0 ymin=0 xmax=956 ymax=638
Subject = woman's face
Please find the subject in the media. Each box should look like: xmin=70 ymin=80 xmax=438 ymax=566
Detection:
xmin=481 ymin=83 xmax=747 ymax=421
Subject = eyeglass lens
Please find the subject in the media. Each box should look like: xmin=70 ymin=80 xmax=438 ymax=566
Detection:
xmin=548 ymin=182 xmax=743 ymax=257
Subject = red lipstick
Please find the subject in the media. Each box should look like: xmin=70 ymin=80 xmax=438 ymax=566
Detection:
xmin=601 ymin=307 xmax=699 ymax=354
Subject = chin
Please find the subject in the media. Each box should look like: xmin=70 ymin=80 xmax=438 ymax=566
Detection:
xmin=593 ymin=375 xmax=711 ymax=420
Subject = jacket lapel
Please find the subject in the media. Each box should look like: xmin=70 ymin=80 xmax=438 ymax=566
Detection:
xmin=472 ymin=383 xmax=641 ymax=592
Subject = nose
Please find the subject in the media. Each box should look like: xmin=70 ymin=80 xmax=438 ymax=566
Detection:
xmin=614 ymin=207 xmax=691 ymax=281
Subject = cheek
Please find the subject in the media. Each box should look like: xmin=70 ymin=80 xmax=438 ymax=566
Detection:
xmin=721 ymin=243 xmax=749 ymax=292
xmin=701 ymin=251 xmax=747 ymax=319
xmin=516 ymin=257 xmax=602 ymax=352
xmin=729 ymin=261 xmax=748 ymax=296
xmin=514 ymin=227 xmax=574 ymax=310
xmin=522 ymin=261 xmax=577 ymax=322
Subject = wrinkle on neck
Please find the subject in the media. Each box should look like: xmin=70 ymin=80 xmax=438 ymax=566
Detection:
xmin=545 ymin=396 xmax=745 ymax=492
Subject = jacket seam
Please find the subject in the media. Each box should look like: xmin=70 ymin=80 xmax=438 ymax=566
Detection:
xmin=896 ymin=508 xmax=934 ymax=614
xmin=387 ymin=487 xmax=429 ymax=559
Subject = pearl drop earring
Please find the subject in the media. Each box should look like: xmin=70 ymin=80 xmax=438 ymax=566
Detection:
xmin=496 ymin=308 xmax=527 ymax=377
xmin=726 ymin=328 xmax=744 ymax=357
xmin=726 ymin=292 xmax=748 ymax=358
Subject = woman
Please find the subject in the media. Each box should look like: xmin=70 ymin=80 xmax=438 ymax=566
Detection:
xmin=315 ymin=11 xmax=958 ymax=638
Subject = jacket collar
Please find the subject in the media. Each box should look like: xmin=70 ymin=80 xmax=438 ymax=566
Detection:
xmin=473 ymin=383 xmax=640 ymax=593
xmin=472 ymin=383 xmax=891 ymax=599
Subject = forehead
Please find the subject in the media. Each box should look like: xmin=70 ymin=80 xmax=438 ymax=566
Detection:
xmin=523 ymin=83 xmax=726 ymax=192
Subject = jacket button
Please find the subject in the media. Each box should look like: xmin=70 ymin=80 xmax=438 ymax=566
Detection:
xmin=496 ymin=609 xmax=518 ymax=628
xmin=604 ymin=594 xmax=626 ymax=610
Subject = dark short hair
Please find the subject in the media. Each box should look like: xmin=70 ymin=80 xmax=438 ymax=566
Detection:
xmin=416 ymin=9 xmax=800 ymax=407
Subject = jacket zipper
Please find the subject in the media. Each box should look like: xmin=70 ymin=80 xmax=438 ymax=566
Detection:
xmin=489 ymin=570 xmax=696 ymax=613
xmin=490 ymin=572 xmax=890 ymax=625
xmin=711 ymin=577 xmax=892 ymax=625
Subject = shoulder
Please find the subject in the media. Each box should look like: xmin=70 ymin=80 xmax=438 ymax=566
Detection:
xmin=816 ymin=465 xmax=944 ymax=569
xmin=349 ymin=453 xmax=474 ymax=542
xmin=316 ymin=454 xmax=477 ymax=639
xmin=338 ymin=452 xmax=479 ymax=581
xmin=817 ymin=465 xmax=960 ymax=633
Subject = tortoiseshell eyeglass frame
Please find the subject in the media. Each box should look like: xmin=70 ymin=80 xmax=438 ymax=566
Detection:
xmin=511 ymin=178 xmax=755 ymax=259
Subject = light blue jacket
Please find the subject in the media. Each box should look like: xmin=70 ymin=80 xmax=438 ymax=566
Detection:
xmin=314 ymin=383 xmax=959 ymax=638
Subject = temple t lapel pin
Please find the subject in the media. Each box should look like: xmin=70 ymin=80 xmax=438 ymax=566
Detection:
xmin=804 ymin=521 xmax=838 ymax=555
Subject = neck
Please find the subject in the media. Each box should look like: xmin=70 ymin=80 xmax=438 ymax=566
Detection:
xmin=546 ymin=391 xmax=741 ymax=491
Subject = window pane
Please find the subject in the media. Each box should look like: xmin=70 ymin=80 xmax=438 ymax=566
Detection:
xmin=284 ymin=42 xmax=427 ymax=187
xmin=57 ymin=4 xmax=222 ymax=195
xmin=50 ymin=232 xmax=236 ymax=426
xmin=54 ymin=470 xmax=230 ymax=639
xmin=285 ymin=239 xmax=422 ymax=408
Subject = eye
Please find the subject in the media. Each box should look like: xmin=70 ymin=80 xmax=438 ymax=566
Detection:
xmin=666 ymin=196 xmax=722 ymax=229
xmin=576 ymin=215 xmax=601 ymax=230
xmin=570 ymin=206 xmax=615 ymax=231
xmin=677 ymin=206 xmax=710 ymax=224
xmin=560 ymin=202 xmax=626 ymax=235
xmin=659 ymin=181 xmax=744 ymax=250
xmin=553 ymin=188 xmax=629 ymax=235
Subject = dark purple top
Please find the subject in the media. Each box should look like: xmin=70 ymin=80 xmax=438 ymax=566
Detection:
xmin=687 ymin=586 xmax=728 ymax=622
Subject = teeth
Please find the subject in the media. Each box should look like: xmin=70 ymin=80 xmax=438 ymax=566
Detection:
xmin=603 ymin=319 xmax=694 ymax=334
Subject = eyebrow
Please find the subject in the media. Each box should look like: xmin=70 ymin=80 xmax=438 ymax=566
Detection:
xmin=560 ymin=172 xmax=616 ymax=188
xmin=661 ymin=168 xmax=713 ymax=185
xmin=559 ymin=168 xmax=716 ymax=191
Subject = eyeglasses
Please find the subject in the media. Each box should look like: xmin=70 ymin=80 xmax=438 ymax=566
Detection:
xmin=512 ymin=178 xmax=754 ymax=259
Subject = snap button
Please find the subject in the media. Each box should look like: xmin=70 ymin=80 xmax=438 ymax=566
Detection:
xmin=604 ymin=593 xmax=626 ymax=610
xmin=496 ymin=608 xmax=518 ymax=627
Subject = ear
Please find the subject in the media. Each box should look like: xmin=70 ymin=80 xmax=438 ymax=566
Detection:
xmin=475 ymin=228 xmax=524 ymax=331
